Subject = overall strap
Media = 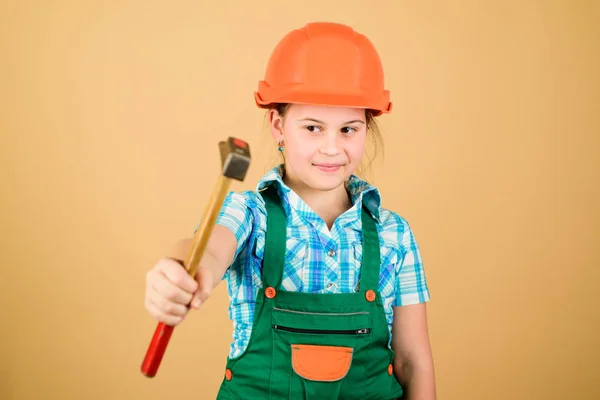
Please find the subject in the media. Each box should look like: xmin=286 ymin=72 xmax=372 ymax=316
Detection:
xmin=259 ymin=186 xmax=287 ymax=289
xmin=260 ymin=185 xmax=381 ymax=292
xmin=359 ymin=206 xmax=381 ymax=292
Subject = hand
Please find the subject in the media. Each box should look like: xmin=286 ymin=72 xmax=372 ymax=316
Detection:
xmin=144 ymin=257 xmax=214 ymax=325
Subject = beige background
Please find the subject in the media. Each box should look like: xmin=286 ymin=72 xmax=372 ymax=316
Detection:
xmin=1 ymin=1 xmax=598 ymax=399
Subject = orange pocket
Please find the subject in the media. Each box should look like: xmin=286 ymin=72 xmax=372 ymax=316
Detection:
xmin=291 ymin=344 xmax=354 ymax=382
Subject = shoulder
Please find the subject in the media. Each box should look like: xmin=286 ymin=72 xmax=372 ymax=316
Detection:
xmin=377 ymin=207 xmax=418 ymax=254
xmin=223 ymin=165 xmax=283 ymax=211
xmin=348 ymin=176 xmax=419 ymax=253
xmin=220 ymin=189 xmax=270 ymax=228
xmin=223 ymin=189 xmax=265 ymax=210
xmin=378 ymin=207 xmax=412 ymax=235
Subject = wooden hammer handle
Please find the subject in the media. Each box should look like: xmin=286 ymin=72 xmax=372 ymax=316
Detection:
xmin=141 ymin=175 xmax=232 ymax=377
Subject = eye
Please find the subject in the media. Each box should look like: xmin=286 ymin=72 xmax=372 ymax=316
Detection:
xmin=341 ymin=126 xmax=357 ymax=135
xmin=304 ymin=125 xmax=322 ymax=133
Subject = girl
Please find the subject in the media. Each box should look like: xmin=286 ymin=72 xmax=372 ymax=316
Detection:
xmin=144 ymin=22 xmax=436 ymax=399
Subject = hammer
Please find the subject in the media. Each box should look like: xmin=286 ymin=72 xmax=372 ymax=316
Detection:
xmin=141 ymin=137 xmax=251 ymax=378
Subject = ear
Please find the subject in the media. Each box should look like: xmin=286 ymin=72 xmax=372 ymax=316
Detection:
xmin=268 ymin=109 xmax=285 ymax=143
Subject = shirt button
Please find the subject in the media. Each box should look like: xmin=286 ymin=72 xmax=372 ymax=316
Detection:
xmin=327 ymin=249 xmax=336 ymax=257
xmin=327 ymin=282 xmax=335 ymax=288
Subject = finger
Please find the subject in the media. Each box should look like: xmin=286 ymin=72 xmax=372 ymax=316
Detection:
xmin=148 ymin=286 xmax=190 ymax=317
xmin=190 ymin=292 xmax=202 ymax=309
xmin=152 ymin=271 xmax=195 ymax=305
xmin=159 ymin=258 xmax=199 ymax=293
xmin=193 ymin=268 xmax=214 ymax=306
xmin=146 ymin=299 xmax=185 ymax=326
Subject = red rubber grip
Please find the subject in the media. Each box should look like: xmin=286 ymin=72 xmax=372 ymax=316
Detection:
xmin=141 ymin=322 xmax=174 ymax=377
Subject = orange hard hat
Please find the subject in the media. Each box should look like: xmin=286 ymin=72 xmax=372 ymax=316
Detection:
xmin=254 ymin=22 xmax=392 ymax=115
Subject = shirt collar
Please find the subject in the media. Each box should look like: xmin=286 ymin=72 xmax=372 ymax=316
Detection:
xmin=256 ymin=164 xmax=381 ymax=222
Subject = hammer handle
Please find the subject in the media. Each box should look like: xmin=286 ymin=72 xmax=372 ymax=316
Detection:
xmin=141 ymin=175 xmax=232 ymax=377
xmin=141 ymin=323 xmax=174 ymax=377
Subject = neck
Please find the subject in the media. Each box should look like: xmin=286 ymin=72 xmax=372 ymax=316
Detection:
xmin=283 ymin=172 xmax=352 ymax=230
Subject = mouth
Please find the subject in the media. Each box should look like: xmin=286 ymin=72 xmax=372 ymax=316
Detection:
xmin=313 ymin=163 xmax=344 ymax=172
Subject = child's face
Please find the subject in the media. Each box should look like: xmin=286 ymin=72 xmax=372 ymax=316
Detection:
xmin=269 ymin=104 xmax=367 ymax=191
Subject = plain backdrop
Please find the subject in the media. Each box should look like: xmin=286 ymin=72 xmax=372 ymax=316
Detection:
xmin=1 ymin=1 xmax=598 ymax=399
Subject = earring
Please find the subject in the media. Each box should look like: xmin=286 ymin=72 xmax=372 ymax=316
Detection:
xmin=278 ymin=140 xmax=284 ymax=152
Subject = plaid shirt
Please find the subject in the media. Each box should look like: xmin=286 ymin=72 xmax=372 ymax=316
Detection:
xmin=214 ymin=165 xmax=430 ymax=358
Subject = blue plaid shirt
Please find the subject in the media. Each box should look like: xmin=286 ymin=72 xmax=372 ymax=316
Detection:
xmin=215 ymin=165 xmax=430 ymax=358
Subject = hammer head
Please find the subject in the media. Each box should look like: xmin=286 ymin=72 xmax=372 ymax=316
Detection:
xmin=218 ymin=137 xmax=251 ymax=181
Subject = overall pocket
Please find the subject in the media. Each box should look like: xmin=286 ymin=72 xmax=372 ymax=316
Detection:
xmin=291 ymin=344 xmax=353 ymax=382
xmin=270 ymin=307 xmax=372 ymax=399
xmin=290 ymin=344 xmax=353 ymax=399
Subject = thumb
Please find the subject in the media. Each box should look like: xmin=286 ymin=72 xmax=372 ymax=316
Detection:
xmin=190 ymin=268 xmax=213 ymax=309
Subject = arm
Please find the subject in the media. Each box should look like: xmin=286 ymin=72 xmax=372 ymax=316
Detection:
xmin=166 ymin=191 xmax=253 ymax=306
xmin=392 ymin=303 xmax=436 ymax=400
xmin=144 ymin=224 xmax=239 ymax=324
xmin=389 ymin=214 xmax=435 ymax=399
xmin=167 ymin=224 xmax=238 ymax=295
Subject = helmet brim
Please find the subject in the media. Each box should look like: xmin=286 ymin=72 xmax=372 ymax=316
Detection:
xmin=254 ymin=88 xmax=392 ymax=116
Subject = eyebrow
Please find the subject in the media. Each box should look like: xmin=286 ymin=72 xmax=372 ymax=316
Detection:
xmin=297 ymin=118 xmax=365 ymax=124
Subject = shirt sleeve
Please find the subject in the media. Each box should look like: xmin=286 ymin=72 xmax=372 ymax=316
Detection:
xmin=393 ymin=218 xmax=431 ymax=306
xmin=194 ymin=191 xmax=253 ymax=261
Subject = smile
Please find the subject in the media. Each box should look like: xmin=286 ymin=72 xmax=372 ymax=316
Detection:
xmin=313 ymin=163 xmax=343 ymax=172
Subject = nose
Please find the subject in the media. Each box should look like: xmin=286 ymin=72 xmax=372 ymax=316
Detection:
xmin=319 ymin=132 xmax=341 ymax=156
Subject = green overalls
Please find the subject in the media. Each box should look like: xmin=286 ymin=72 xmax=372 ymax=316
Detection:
xmin=216 ymin=187 xmax=404 ymax=399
